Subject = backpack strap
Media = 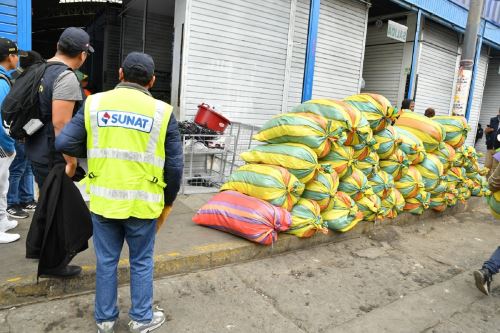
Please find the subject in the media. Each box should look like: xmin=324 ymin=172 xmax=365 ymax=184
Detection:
xmin=0 ymin=73 xmax=12 ymax=87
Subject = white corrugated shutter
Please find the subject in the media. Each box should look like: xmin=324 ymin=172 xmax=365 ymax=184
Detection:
xmin=361 ymin=19 xmax=406 ymax=106
xmin=476 ymin=57 xmax=500 ymax=158
xmin=183 ymin=0 xmax=291 ymax=126
xmin=312 ymin=0 xmax=368 ymax=99
xmin=465 ymin=47 xmax=489 ymax=148
xmin=414 ymin=20 xmax=460 ymax=116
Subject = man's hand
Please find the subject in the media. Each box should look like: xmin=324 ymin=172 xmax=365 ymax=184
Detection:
xmin=486 ymin=126 xmax=494 ymax=133
xmin=64 ymin=154 xmax=77 ymax=178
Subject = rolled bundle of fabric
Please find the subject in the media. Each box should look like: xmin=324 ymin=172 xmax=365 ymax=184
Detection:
xmin=338 ymin=168 xmax=374 ymax=201
xmin=415 ymin=154 xmax=444 ymax=192
xmin=354 ymin=151 xmax=380 ymax=177
xmin=322 ymin=191 xmax=363 ymax=232
xmin=487 ymin=191 xmax=500 ymax=219
xmin=432 ymin=115 xmax=470 ymax=148
xmin=221 ymin=164 xmax=304 ymax=211
xmin=379 ymin=149 xmax=410 ymax=181
xmin=287 ymin=199 xmax=327 ymax=238
xmin=369 ymin=170 xmax=395 ymax=200
xmin=302 ymin=167 xmax=339 ymax=212
xmin=429 ymin=193 xmax=447 ymax=212
xmin=344 ymin=93 xmax=401 ymax=133
xmin=380 ymin=189 xmax=397 ymax=218
xmin=374 ymin=126 xmax=401 ymax=159
xmin=393 ymin=126 xmax=427 ymax=164
xmin=395 ymin=165 xmax=424 ymax=199
xmin=395 ymin=112 xmax=445 ymax=152
xmin=430 ymin=142 xmax=455 ymax=171
xmin=253 ymin=112 xmax=346 ymax=158
xmin=240 ymin=143 xmax=320 ymax=183
xmin=403 ymin=189 xmax=430 ymax=215
xmin=319 ymin=142 xmax=356 ymax=179
xmin=356 ymin=194 xmax=384 ymax=222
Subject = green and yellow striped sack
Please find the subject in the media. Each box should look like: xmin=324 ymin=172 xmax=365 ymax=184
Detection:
xmin=446 ymin=167 xmax=466 ymax=185
xmin=302 ymin=167 xmax=339 ymax=212
xmin=432 ymin=115 xmax=470 ymax=148
xmin=393 ymin=188 xmax=406 ymax=214
xmin=322 ymin=191 xmax=363 ymax=232
xmin=445 ymin=191 xmax=458 ymax=207
xmin=380 ymin=189 xmax=398 ymax=218
xmin=319 ymin=142 xmax=355 ymax=179
xmin=338 ymin=168 xmax=374 ymax=201
xmin=429 ymin=193 xmax=447 ymax=212
xmin=253 ymin=112 xmax=347 ymax=158
xmin=369 ymin=170 xmax=395 ymax=200
xmin=395 ymin=112 xmax=446 ymax=152
xmin=344 ymin=93 xmax=401 ymax=133
xmin=352 ymin=142 xmax=372 ymax=161
xmin=393 ymin=126 xmax=427 ymax=164
xmin=452 ymin=148 xmax=466 ymax=167
xmin=487 ymin=191 xmax=500 ymax=219
xmin=221 ymin=164 xmax=305 ymax=211
xmin=395 ymin=165 xmax=425 ymax=199
xmin=240 ymin=143 xmax=320 ymax=183
xmin=354 ymin=151 xmax=380 ymax=177
xmin=356 ymin=194 xmax=384 ymax=222
xmin=430 ymin=180 xmax=448 ymax=195
xmin=374 ymin=126 xmax=401 ymax=159
xmin=457 ymin=186 xmax=472 ymax=203
xmin=415 ymin=155 xmax=444 ymax=192
xmin=379 ymin=149 xmax=409 ymax=181
xmin=430 ymin=142 xmax=456 ymax=171
xmin=287 ymin=199 xmax=328 ymax=238
xmin=403 ymin=189 xmax=430 ymax=215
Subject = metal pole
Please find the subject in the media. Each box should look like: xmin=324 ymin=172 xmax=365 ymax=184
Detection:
xmin=465 ymin=20 xmax=485 ymax=121
xmin=142 ymin=0 xmax=149 ymax=53
xmin=407 ymin=9 xmax=422 ymax=100
xmin=301 ymin=0 xmax=320 ymax=102
xmin=451 ymin=0 xmax=484 ymax=116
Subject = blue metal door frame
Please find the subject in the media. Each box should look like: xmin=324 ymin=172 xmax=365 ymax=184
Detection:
xmin=465 ymin=20 xmax=486 ymax=121
xmin=407 ymin=9 xmax=422 ymax=100
xmin=301 ymin=0 xmax=321 ymax=102
xmin=17 ymin=0 xmax=31 ymax=50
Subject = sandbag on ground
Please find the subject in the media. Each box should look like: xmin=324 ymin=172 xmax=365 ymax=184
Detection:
xmin=322 ymin=191 xmax=363 ymax=232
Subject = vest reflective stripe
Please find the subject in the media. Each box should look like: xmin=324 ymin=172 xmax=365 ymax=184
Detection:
xmin=90 ymin=185 xmax=162 ymax=203
xmin=87 ymin=148 xmax=165 ymax=168
xmin=89 ymin=95 xmax=102 ymax=147
xmin=146 ymin=101 xmax=168 ymax=153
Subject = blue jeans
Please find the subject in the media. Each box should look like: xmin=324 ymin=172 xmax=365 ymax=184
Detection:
xmin=92 ymin=213 xmax=157 ymax=323
xmin=7 ymin=141 xmax=34 ymax=206
xmin=483 ymin=246 xmax=500 ymax=275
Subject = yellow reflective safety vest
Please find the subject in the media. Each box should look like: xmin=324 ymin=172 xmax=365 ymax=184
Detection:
xmin=84 ymin=86 xmax=172 ymax=219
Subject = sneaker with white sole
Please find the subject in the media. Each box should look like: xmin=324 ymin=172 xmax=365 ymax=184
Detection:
xmin=6 ymin=205 xmax=29 ymax=219
xmin=0 ymin=219 xmax=18 ymax=232
xmin=97 ymin=320 xmax=116 ymax=333
xmin=21 ymin=201 xmax=37 ymax=212
xmin=0 ymin=231 xmax=20 ymax=243
xmin=128 ymin=310 xmax=166 ymax=333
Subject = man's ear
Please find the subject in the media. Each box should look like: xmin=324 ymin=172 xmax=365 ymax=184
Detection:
xmin=118 ymin=68 xmax=124 ymax=82
xmin=146 ymin=75 xmax=156 ymax=89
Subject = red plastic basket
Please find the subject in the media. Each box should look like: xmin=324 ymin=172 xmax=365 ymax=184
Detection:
xmin=194 ymin=103 xmax=231 ymax=133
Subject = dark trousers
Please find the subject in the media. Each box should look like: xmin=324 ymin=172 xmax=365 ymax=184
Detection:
xmin=483 ymin=247 xmax=500 ymax=275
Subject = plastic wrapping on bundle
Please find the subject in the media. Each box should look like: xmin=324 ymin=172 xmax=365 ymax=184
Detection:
xmin=395 ymin=166 xmax=425 ymax=199
xmin=253 ymin=112 xmax=346 ymax=158
xmin=369 ymin=170 xmax=395 ymax=199
xmin=287 ymin=199 xmax=328 ymax=238
xmin=338 ymin=168 xmax=374 ymax=201
xmin=415 ymin=155 xmax=444 ymax=192
xmin=319 ymin=142 xmax=355 ymax=179
xmin=429 ymin=193 xmax=447 ymax=212
xmin=302 ymin=168 xmax=339 ymax=211
xmin=374 ymin=126 xmax=401 ymax=159
xmin=403 ymin=189 xmax=430 ymax=215
xmin=354 ymin=151 xmax=379 ymax=177
xmin=430 ymin=142 xmax=455 ymax=171
xmin=395 ymin=112 xmax=445 ymax=152
xmin=379 ymin=149 xmax=410 ymax=181
xmin=432 ymin=115 xmax=470 ymax=148
xmin=322 ymin=191 xmax=363 ymax=232
xmin=487 ymin=191 xmax=500 ymax=219
xmin=344 ymin=93 xmax=401 ymax=133
xmin=221 ymin=164 xmax=304 ymax=211
xmin=240 ymin=143 xmax=320 ymax=183
xmin=393 ymin=126 xmax=427 ymax=164
xmin=356 ymin=194 xmax=384 ymax=222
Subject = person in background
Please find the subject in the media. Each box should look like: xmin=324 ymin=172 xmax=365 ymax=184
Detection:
xmin=424 ymin=107 xmax=435 ymax=118
xmin=401 ymin=98 xmax=415 ymax=112
xmin=484 ymin=108 xmax=500 ymax=177
xmin=0 ymin=38 xmax=20 ymax=243
xmin=6 ymin=51 xmax=42 ymax=220
xmin=476 ymin=123 xmax=484 ymax=146
xmin=75 ymin=70 xmax=91 ymax=97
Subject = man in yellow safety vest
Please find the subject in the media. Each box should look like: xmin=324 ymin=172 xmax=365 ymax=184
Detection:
xmin=55 ymin=52 xmax=183 ymax=333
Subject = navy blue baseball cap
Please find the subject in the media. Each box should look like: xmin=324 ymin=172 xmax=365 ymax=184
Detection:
xmin=58 ymin=27 xmax=94 ymax=53
xmin=122 ymin=52 xmax=155 ymax=80
xmin=0 ymin=37 xmax=18 ymax=57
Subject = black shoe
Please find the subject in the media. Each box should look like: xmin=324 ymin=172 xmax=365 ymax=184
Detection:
xmin=21 ymin=201 xmax=37 ymax=212
xmin=474 ymin=268 xmax=492 ymax=296
xmin=6 ymin=205 xmax=29 ymax=219
xmin=40 ymin=265 xmax=82 ymax=278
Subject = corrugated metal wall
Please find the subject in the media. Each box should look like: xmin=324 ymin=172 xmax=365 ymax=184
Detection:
xmin=0 ymin=0 xmax=16 ymax=42
xmin=450 ymin=0 xmax=500 ymax=24
xmin=361 ymin=19 xmax=406 ymax=106
xmin=414 ymin=20 xmax=460 ymax=115
xmin=312 ymin=0 xmax=368 ymax=99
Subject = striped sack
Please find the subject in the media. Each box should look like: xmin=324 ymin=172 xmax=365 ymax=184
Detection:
xmin=487 ymin=191 xmax=500 ymax=219
xmin=374 ymin=126 xmax=401 ymax=159
xmin=369 ymin=170 xmax=395 ymax=200
xmin=432 ymin=115 xmax=470 ymax=148
xmin=395 ymin=165 xmax=425 ymax=199
xmin=344 ymin=93 xmax=401 ymax=133
xmin=393 ymin=126 xmax=427 ymax=164
xmin=356 ymin=194 xmax=384 ymax=222
xmin=287 ymin=199 xmax=328 ymax=238
xmin=322 ymin=191 xmax=363 ymax=232
xmin=354 ymin=150 xmax=380 ymax=177
xmin=319 ymin=142 xmax=356 ymax=179
xmin=302 ymin=167 xmax=340 ymax=212
xmin=338 ymin=168 xmax=374 ymax=201
xmin=379 ymin=149 xmax=409 ymax=181
xmin=415 ymin=155 xmax=444 ymax=192
xmin=395 ymin=112 xmax=446 ymax=152
xmin=430 ymin=142 xmax=456 ymax=171
xmin=404 ymin=189 xmax=430 ymax=215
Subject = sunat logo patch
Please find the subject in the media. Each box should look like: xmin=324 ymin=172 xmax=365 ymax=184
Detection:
xmin=97 ymin=111 xmax=154 ymax=133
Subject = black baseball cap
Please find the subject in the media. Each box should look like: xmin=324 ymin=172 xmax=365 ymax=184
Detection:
xmin=58 ymin=27 xmax=94 ymax=54
xmin=122 ymin=52 xmax=155 ymax=80
xmin=0 ymin=38 xmax=18 ymax=57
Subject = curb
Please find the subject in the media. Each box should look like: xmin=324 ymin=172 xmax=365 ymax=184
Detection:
xmin=0 ymin=197 xmax=484 ymax=309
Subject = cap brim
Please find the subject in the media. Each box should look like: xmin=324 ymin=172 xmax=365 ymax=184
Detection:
xmin=88 ymin=45 xmax=94 ymax=53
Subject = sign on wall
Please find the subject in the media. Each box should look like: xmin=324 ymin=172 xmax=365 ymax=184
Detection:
xmin=387 ymin=20 xmax=408 ymax=42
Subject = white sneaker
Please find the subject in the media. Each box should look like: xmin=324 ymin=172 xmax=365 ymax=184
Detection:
xmin=97 ymin=320 xmax=116 ymax=333
xmin=128 ymin=309 xmax=166 ymax=333
xmin=0 ymin=219 xmax=18 ymax=232
xmin=0 ymin=231 xmax=20 ymax=243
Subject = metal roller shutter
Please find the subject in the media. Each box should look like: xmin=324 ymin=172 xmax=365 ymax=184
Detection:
xmin=183 ymin=0 xmax=291 ymax=125
xmin=414 ymin=20 xmax=460 ymax=116
xmin=312 ymin=0 xmax=368 ymax=100
xmin=0 ymin=0 xmax=16 ymax=42
xmin=361 ymin=19 xmax=406 ymax=106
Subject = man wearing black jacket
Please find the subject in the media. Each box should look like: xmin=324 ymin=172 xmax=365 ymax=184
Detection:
xmin=485 ymin=108 xmax=500 ymax=177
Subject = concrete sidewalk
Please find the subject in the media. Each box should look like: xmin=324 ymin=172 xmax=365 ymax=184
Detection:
xmin=0 ymin=193 xmax=485 ymax=309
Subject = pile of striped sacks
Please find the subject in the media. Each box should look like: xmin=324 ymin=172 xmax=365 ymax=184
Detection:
xmin=216 ymin=94 xmax=490 ymax=240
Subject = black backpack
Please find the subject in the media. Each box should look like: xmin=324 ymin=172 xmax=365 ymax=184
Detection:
xmin=1 ymin=61 xmax=69 ymax=140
